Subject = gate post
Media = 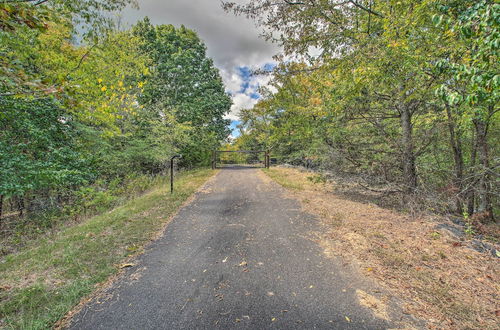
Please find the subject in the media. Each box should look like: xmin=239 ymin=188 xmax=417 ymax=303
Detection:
xmin=211 ymin=150 xmax=216 ymax=169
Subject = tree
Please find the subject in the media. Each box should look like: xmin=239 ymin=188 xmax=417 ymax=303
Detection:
xmin=0 ymin=0 xmax=137 ymax=97
xmin=435 ymin=0 xmax=499 ymax=220
xmin=0 ymin=96 xmax=92 ymax=218
xmin=225 ymin=0 xmax=441 ymax=192
xmin=133 ymin=19 xmax=232 ymax=165
xmin=225 ymin=0 xmax=498 ymax=220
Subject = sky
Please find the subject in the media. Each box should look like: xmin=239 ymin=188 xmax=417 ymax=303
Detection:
xmin=120 ymin=0 xmax=280 ymax=137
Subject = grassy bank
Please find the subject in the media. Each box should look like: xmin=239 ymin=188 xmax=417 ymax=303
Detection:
xmin=263 ymin=167 xmax=499 ymax=329
xmin=1 ymin=174 xmax=172 ymax=256
xmin=0 ymin=169 xmax=215 ymax=329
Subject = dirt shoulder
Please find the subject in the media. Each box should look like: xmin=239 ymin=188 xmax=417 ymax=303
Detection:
xmin=262 ymin=167 xmax=499 ymax=329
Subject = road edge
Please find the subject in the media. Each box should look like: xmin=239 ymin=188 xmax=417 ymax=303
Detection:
xmin=55 ymin=170 xmax=220 ymax=329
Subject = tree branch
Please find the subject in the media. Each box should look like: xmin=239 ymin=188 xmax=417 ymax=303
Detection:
xmin=349 ymin=0 xmax=384 ymax=18
xmin=2 ymin=0 xmax=50 ymax=5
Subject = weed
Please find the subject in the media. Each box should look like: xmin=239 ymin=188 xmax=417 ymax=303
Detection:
xmin=421 ymin=253 xmax=433 ymax=262
xmin=463 ymin=211 xmax=475 ymax=236
xmin=325 ymin=213 xmax=344 ymax=227
xmin=307 ymin=174 xmax=327 ymax=184
xmin=430 ymin=231 xmax=441 ymax=240
xmin=371 ymin=232 xmax=387 ymax=240
xmin=264 ymin=168 xmax=305 ymax=190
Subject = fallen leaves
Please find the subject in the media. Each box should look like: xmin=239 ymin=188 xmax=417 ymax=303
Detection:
xmin=356 ymin=289 xmax=389 ymax=320
xmin=268 ymin=167 xmax=500 ymax=329
xmin=118 ymin=263 xmax=135 ymax=269
xmin=0 ymin=285 xmax=11 ymax=291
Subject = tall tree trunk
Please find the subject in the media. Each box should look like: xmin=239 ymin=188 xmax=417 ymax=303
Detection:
xmin=466 ymin=128 xmax=477 ymax=216
xmin=445 ymin=105 xmax=464 ymax=213
xmin=0 ymin=194 xmax=3 ymax=223
xmin=473 ymin=118 xmax=494 ymax=221
xmin=400 ymin=106 xmax=417 ymax=193
xmin=18 ymin=195 xmax=24 ymax=217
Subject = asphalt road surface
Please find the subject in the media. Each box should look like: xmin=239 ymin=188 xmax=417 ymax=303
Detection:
xmin=69 ymin=167 xmax=414 ymax=329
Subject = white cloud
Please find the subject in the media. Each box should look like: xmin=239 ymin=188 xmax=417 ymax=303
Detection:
xmin=220 ymin=70 xmax=244 ymax=96
xmin=223 ymin=65 xmax=274 ymax=120
xmin=228 ymin=93 xmax=256 ymax=120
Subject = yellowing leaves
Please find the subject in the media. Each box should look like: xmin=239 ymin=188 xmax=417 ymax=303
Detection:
xmin=444 ymin=30 xmax=455 ymax=38
xmin=119 ymin=263 xmax=135 ymax=269
xmin=387 ymin=39 xmax=409 ymax=50
xmin=309 ymin=97 xmax=323 ymax=106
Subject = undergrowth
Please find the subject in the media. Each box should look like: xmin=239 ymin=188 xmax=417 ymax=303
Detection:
xmin=1 ymin=174 xmax=169 ymax=256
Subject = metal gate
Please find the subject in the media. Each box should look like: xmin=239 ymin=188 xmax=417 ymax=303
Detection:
xmin=211 ymin=150 xmax=270 ymax=169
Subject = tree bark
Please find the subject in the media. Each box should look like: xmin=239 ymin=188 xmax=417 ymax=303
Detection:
xmin=0 ymin=194 xmax=3 ymax=222
xmin=473 ymin=118 xmax=494 ymax=221
xmin=466 ymin=128 xmax=477 ymax=216
xmin=18 ymin=195 xmax=24 ymax=217
xmin=445 ymin=105 xmax=464 ymax=213
xmin=400 ymin=106 xmax=417 ymax=193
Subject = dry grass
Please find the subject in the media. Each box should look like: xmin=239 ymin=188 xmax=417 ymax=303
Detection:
xmin=356 ymin=289 xmax=390 ymax=321
xmin=263 ymin=167 xmax=500 ymax=329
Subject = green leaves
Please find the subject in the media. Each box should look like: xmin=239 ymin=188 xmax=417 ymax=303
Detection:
xmin=228 ymin=0 xmax=498 ymax=215
xmin=434 ymin=0 xmax=499 ymax=114
xmin=0 ymin=96 xmax=92 ymax=198
xmin=133 ymin=19 xmax=231 ymax=165
xmin=432 ymin=14 xmax=443 ymax=26
xmin=0 ymin=2 xmax=51 ymax=32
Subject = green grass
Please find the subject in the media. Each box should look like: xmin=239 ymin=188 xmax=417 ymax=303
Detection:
xmin=0 ymin=169 xmax=215 ymax=329
xmin=262 ymin=168 xmax=306 ymax=190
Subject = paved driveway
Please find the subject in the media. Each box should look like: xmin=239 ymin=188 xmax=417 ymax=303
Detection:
xmin=70 ymin=167 xmax=411 ymax=329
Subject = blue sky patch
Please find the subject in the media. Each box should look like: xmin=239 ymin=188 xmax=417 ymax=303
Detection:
xmin=230 ymin=120 xmax=241 ymax=138
xmin=263 ymin=63 xmax=276 ymax=72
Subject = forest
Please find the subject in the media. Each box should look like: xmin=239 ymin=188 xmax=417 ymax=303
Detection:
xmin=225 ymin=0 xmax=499 ymax=223
xmin=0 ymin=0 xmax=231 ymax=247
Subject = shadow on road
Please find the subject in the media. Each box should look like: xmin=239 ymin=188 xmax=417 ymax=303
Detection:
xmin=217 ymin=164 xmax=264 ymax=170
